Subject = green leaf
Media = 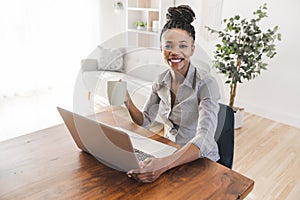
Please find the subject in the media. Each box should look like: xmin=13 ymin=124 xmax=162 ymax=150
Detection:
xmin=277 ymin=33 xmax=282 ymax=41
xmin=234 ymin=15 xmax=240 ymax=20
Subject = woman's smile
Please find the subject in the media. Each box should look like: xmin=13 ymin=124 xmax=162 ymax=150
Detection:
xmin=168 ymin=57 xmax=184 ymax=64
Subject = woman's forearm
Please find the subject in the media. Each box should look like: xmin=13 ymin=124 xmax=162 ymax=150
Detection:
xmin=124 ymin=96 xmax=144 ymax=126
xmin=165 ymin=143 xmax=201 ymax=171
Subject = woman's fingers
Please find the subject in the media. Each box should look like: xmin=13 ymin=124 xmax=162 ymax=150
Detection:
xmin=127 ymin=158 xmax=163 ymax=183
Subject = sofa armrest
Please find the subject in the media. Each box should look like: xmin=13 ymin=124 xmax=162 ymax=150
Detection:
xmin=81 ymin=59 xmax=98 ymax=72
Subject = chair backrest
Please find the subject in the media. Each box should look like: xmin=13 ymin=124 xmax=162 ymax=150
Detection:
xmin=214 ymin=103 xmax=234 ymax=169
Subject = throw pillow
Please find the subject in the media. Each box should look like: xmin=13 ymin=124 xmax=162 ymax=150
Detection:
xmin=97 ymin=46 xmax=125 ymax=72
xmin=81 ymin=59 xmax=98 ymax=71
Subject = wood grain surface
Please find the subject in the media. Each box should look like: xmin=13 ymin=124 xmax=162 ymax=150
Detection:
xmin=0 ymin=108 xmax=254 ymax=200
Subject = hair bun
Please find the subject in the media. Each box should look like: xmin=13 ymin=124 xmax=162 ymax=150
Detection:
xmin=166 ymin=5 xmax=195 ymax=24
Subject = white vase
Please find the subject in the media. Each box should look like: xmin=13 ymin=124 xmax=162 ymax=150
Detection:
xmin=234 ymin=107 xmax=244 ymax=129
xmin=152 ymin=20 xmax=159 ymax=32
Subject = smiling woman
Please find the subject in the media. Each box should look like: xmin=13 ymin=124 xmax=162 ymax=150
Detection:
xmin=124 ymin=5 xmax=221 ymax=183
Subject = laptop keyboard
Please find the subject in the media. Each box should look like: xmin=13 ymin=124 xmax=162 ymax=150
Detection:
xmin=134 ymin=148 xmax=154 ymax=162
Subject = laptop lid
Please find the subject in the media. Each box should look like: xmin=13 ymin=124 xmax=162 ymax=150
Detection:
xmin=57 ymin=107 xmax=140 ymax=171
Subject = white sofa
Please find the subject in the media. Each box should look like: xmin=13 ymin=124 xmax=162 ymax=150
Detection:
xmin=73 ymin=45 xmax=213 ymax=127
xmin=73 ymin=46 xmax=168 ymax=117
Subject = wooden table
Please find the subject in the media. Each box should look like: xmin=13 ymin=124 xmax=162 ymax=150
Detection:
xmin=0 ymin=108 xmax=254 ymax=200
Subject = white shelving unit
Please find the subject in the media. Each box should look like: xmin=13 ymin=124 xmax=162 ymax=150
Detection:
xmin=126 ymin=0 xmax=174 ymax=47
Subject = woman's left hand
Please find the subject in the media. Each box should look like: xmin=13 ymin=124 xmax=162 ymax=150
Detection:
xmin=127 ymin=157 xmax=169 ymax=183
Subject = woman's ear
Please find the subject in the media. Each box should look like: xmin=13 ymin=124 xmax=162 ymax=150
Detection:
xmin=191 ymin=44 xmax=195 ymax=56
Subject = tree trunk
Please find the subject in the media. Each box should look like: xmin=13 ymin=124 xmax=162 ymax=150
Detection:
xmin=230 ymin=57 xmax=241 ymax=108
xmin=229 ymin=82 xmax=237 ymax=108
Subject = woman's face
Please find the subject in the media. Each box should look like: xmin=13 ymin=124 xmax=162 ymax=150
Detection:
xmin=161 ymin=28 xmax=195 ymax=76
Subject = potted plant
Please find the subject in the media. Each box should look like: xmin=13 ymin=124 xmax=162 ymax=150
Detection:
xmin=114 ymin=1 xmax=124 ymax=11
xmin=135 ymin=21 xmax=146 ymax=30
xmin=206 ymin=3 xmax=281 ymax=128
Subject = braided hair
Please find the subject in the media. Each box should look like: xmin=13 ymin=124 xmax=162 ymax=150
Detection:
xmin=160 ymin=5 xmax=196 ymax=42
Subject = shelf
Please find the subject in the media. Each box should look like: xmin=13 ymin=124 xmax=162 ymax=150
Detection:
xmin=128 ymin=28 xmax=159 ymax=35
xmin=127 ymin=7 xmax=160 ymax=12
xmin=127 ymin=0 xmax=160 ymax=9
xmin=126 ymin=0 xmax=174 ymax=47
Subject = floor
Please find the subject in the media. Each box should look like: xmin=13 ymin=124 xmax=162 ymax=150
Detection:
xmin=0 ymin=87 xmax=73 ymax=142
xmin=234 ymin=113 xmax=300 ymax=200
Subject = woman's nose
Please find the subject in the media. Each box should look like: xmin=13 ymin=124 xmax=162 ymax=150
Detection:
xmin=169 ymin=49 xmax=180 ymax=56
xmin=169 ymin=47 xmax=180 ymax=55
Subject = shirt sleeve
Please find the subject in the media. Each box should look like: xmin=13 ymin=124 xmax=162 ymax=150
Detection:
xmin=141 ymin=82 xmax=161 ymax=129
xmin=188 ymin=75 xmax=221 ymax=161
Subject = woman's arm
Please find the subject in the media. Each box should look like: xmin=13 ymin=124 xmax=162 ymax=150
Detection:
xmin=127 ymin=143 xmax=201 ymax=183
xmin=124 ymin=91 xmax=144 ymax=126
xmin=124 ymin=80 xmax=161 ymax=128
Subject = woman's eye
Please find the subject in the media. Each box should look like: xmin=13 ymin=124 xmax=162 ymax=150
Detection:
xmin=179 ymin=45 xmax=188 ymax=49
xmin=164 ymin=45 xmax=172 ymax=49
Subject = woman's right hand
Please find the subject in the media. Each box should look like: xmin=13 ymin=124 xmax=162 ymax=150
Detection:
xmin=127 ymin=157 xmax=169 ymax=183
xmin=124 ymin=90 xmax=130 ymax=108
xmin=119 ymin=79 xmax=143 ymax=126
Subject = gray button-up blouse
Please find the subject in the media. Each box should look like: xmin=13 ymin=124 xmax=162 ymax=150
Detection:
xmin=142 ymin=64 xmax=220 ymax=161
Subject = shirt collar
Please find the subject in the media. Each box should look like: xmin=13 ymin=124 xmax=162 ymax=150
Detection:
xmin=182 ymin=64 xmax=196 ymax=88
xmin=161 ymin=70 xmax=172 ymax=88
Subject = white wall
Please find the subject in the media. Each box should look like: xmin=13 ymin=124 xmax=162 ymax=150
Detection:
xmin=98 ymin=0 xmax=126 ymax=44
xmin=173 ymin=0 xmax=300 ymax=128
xmin=0 ymin=0 xmax=102 ymax=94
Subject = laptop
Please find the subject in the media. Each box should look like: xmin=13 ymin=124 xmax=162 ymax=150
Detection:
xmin=57 ymin=107 xmax=177 ymax=172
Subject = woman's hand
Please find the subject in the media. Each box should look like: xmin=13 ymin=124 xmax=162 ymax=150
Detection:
xmin=120 ymin=82 xmax=144 ymax=126
xmin=127 ymin=144 xmax=201 ymax=183
xmin=124 ymin=90 xmax=130 ymax=107
xmin=127 ymin=157 xmax=169 ymax=183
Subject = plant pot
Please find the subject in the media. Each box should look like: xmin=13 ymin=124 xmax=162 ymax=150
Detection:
xmin=233 ymin=107 xmax=244 ymax=129
xmin=136 ymin=26 xmax=145 ymax=30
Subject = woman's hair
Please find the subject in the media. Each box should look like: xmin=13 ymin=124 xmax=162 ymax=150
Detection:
xmin=160 ymin=5 xmax=196 ymax=42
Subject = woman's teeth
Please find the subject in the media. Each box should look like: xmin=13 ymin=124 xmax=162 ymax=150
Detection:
xmin=170 ymin=58 xmax=182 ymax=63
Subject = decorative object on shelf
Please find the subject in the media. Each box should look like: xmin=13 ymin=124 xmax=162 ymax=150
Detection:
xmin=114 ymin=0 xmax=124 ymax=11
xmin=135 ymin=21 xmax=146 ymax=30
xmin=125 ymin=0 xmax=173 ymax=41
xmin=152 ymin=20 xmax=159 ymax=32
xmin=206 ymin=3 xmax=281 ymax=129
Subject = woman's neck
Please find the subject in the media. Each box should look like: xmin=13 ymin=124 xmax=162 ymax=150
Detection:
xmin=171 ymin=63 xmax=190 ymax=84
xmin=171 ymin=70 xmax=185 ymax=85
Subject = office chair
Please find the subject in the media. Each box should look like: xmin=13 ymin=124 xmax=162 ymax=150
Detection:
xmin=214 ymin=103 xmax=235 ymax=169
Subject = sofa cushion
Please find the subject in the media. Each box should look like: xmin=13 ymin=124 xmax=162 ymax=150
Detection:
xmin=81 ymin=59 xmax=98 ymax=71
xmin=97 ymin=46 xmax=125 ymax=72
